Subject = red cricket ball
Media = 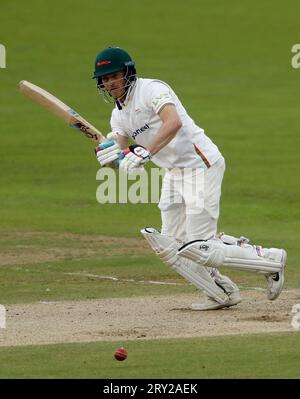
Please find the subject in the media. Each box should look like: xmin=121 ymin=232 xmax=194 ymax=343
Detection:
xmin=114 ymin=347 xmax=128 ymax=361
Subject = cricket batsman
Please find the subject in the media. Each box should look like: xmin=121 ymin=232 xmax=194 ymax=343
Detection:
xmin=93 ymin=47 xmax=287 ymax=310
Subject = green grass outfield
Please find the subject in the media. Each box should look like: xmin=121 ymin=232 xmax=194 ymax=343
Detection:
xmin=0 ymin=333 xmax=299 ymax=379
xmin=0 ymin=0 xmax=300 ymax=379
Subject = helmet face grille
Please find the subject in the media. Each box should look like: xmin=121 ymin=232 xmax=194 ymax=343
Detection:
xmin=96 ymin=64 xmax=137 ymax=104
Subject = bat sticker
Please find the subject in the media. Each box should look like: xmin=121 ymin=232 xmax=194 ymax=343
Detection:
xmin=71 ymin=123 xmax=98 ymax=140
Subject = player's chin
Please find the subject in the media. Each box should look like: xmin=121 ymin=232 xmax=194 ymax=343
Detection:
xmin=110 ymin=89 xmax=125 ymax=99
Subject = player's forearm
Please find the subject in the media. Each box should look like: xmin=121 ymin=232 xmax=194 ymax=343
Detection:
xmin=147 ymin=119 xmax=182 ymax=155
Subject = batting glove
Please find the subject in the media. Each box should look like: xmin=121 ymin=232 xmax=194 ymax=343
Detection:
xmin=95 ymin=137 xmax=121 ymax=166
xmin=119 ymin=145 xmax=152 ymax=173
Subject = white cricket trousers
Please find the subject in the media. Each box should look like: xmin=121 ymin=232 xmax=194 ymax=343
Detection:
xmin=159 ymin=157 xmax=225 ymax=242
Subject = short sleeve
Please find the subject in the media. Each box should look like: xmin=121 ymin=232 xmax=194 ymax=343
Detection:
xmin=145 ymin=81 xmax=175 ymax=114
xmin=110 ymin=108 xmax=128 ymax=137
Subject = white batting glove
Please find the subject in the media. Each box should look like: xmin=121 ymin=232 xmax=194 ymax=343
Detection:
xmin=95 ymin=137 xmax=121 ymax=166
xmin=119 ymin=145 xmax=152 ymax=173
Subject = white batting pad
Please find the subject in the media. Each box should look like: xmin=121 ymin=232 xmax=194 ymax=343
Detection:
xmin=177 ymin=238 xmax=286 ymax=274
xmin=141 ymin=227 xmax=229 ymax=304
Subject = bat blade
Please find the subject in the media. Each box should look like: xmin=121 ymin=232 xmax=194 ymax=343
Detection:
xmin=19 ymin=80 xmax=106 ymax=143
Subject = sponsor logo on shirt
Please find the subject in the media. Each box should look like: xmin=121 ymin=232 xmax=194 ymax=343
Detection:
xmin=131 ymin=123 xmax=150 ymax=140
xmin=152 ymin=92 xmax=172 ymax=107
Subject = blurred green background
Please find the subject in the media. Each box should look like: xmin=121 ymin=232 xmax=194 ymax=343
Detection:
xmin=0 ymin=0 xmax=299 ymax=237
xmin=0 ymin=0 xmax=299 ymax=378
xmin=1 ymin=0 xmax=299 ymax=279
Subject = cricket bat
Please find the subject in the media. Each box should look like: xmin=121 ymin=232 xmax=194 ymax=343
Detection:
xmin=18 ymin=80 xmax=106 ymax=144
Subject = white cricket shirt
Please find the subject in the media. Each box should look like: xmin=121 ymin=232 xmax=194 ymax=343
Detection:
xmin=110 ymin=78 xmax=221 ymax=168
